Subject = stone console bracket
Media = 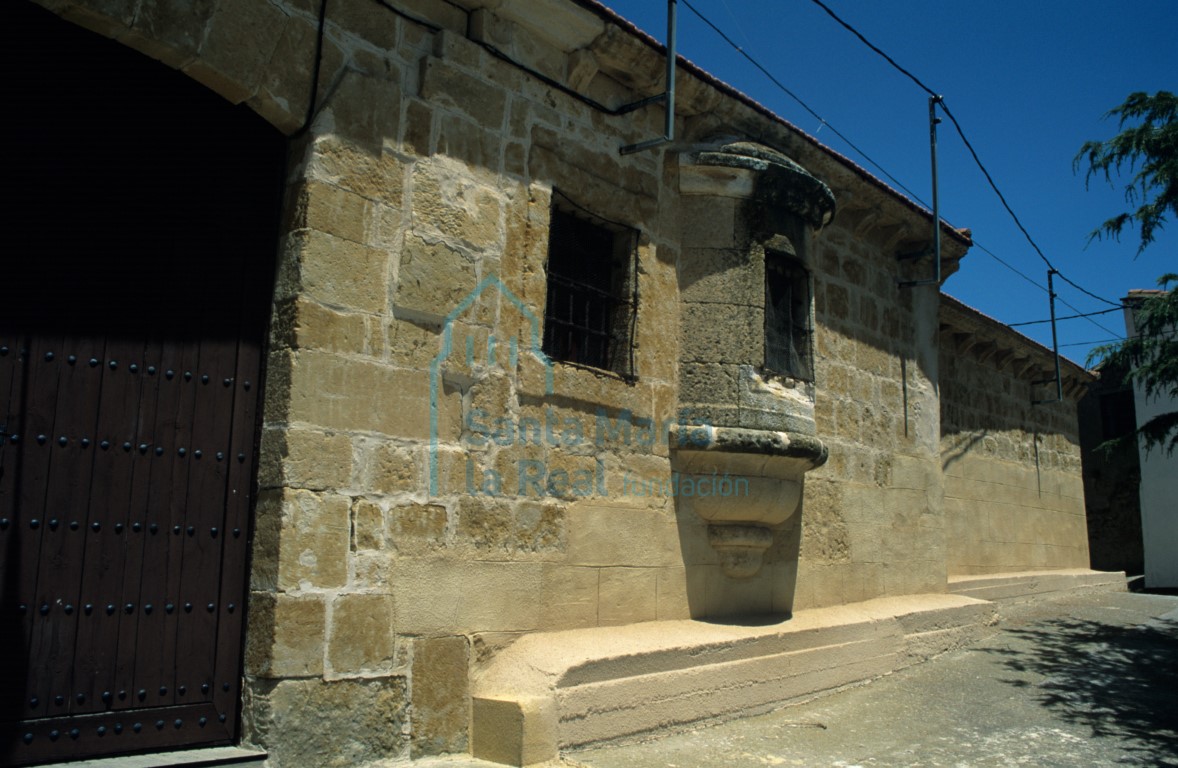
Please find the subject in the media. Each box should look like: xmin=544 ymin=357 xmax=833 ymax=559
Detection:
xmin=669 ymin=424 xmax=827 ymax=577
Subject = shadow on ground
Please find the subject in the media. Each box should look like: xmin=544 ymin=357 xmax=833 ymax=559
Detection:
xmin=987 ymin=612 xmax=1178 ymax=764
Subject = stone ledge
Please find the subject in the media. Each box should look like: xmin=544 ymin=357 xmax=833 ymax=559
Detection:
xmin=35 ymin=747 xmax=266 ymax=768
xmin=470 ymin=593 xmax=995 ymax=766
xmin=948 ymin=569 xmax=1127 ymax=603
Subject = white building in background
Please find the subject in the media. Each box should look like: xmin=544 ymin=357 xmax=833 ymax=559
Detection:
xmin=1124 ymin=289 xmax=1178 ymax=588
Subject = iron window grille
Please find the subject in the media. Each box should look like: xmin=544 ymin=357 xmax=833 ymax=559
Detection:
xmin=764 ymin=253 xmax=813 ymax=381
xmin=542 ymin=192 xmax=638 ymax=378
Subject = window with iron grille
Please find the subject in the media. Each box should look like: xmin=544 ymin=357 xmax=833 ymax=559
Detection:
xmin=542 ymin=193 xmax=637 ymax=377
xmin=765 ymin=253 xmax=813 ymax=381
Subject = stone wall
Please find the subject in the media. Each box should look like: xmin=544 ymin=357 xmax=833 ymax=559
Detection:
xmin=798 ymin=220 xmax=949 ymax=607
xmin=939 ymin=297 xmax=1092 ymax=575
xmin=27 ymin=0 xmax=1068 ymax=765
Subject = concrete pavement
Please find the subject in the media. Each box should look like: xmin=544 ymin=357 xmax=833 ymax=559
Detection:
xmin=564 ymin=590 xmax=1178 ymax=767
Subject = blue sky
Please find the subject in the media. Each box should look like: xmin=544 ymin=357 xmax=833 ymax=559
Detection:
xmin=600 ymin=0 xmax=1176 ymax=366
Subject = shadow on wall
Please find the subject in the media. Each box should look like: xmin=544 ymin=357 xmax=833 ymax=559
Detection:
xmin=985 ymin=615 xmax=1178 ymax=762
xmin=941 ymin=428 xmax=990 ymax=474
xmin=672 ymin=493 xmax=802 ymax=624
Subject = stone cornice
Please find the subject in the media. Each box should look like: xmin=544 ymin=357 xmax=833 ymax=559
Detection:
xmin=446 ymin=0 xmax=972 ymax=255
xmin=940 ymin=293 xmax=1095 ymax=399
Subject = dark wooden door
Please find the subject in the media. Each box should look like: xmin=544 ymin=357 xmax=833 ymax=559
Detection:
xmin=0 ymin=326 xmax=262 ymax=764
xmin=0 ymin=3 xmax=285 ymax=763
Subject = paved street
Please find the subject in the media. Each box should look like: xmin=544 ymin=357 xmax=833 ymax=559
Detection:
xmin=563 ymin=590 xmax=1178 ymax=768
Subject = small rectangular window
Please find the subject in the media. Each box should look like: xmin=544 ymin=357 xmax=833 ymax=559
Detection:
xmin=542 ymin=192 xmax=637 ymax=377
xmin=765 ymin=255 xmax=813 ymax=381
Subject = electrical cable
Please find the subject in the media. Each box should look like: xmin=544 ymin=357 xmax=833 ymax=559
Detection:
xmin=686 ymin=0 xmax=1124 ymax=344
xmin=1007 ymin=306 xmax=1123 ymax=328
xmin=803 ymin=0 xmax=1124 ymax=311
xmin=970 ymin=241 xmax=1047 ymax=294
xmin=938 ymin=103 xmax=1123 ymax=310
xmin=1060 ymin=338 xmax=1125 ymax=349
xmin=808 ymin=0 xmax=936 ymax=98
xmin=679 ymin=0 xmax=926 ymax=204
xmin=291 ymin=0 xmax=329 ymax=139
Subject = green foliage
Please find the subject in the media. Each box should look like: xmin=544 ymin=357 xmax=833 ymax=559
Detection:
xmin=1087 ymin=274 xmax=1178 ymax=456
xmin=1074 ymin=91 xmax=1178 ymax=256
xmin=1078 ymin=92 xmax=1178 ymax=456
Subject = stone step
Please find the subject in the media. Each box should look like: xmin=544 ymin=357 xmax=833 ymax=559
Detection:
xmin=948 ymin=569 xmax=1127 ymax=602
xmin=470 ymin=594 xmax=996 ymax=766
xmin=37 ymin=747 xmax=267 ymax=768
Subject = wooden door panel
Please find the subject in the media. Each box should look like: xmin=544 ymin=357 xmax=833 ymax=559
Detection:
xmin=1 ymin=331 xmax=263 ymax=764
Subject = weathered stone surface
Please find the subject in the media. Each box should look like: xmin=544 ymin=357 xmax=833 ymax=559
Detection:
xmin=352 ymin=498 xmax=385 ymax=550
xmin=411 ymin=635 xmax=470 ymax=756
xmin=331 ymin=0 xmax=399 ymax=50
xmin=438 ymin=112 xmax=502 ymax=171
xmin=126 ymin=0 xmax=213 ymax=68
xmin=49 ymin=0 xmax=135 ymax=39
xmin=394 ymin=233 xmax=477 ymax=323
xmin=361 ymin=440 xmax=420 ymax=494
xmin=281 ymin=229 xmax=389 ymax=314
xmin=384 ymin=315 xmax=443 ymax=367
xmin=185 ymin=0 xmax=287 ymax=104
xmin=258 ymin=426 xmax=353 ymax=491
xmin=328 ymin=593 xmax=396 ymax=675
xmin=245 ymin=677 xmax=409 ymax=767
xmin=285 ymin=180 xmax=370 ymax=244
xmin=455 ymin=496 xmax=513 ymax=552
xmin=410 ymin=159 xmax=503 ymax=250
xmin=539 ymin=564 xmax=600 ymax=628
xmin=680 ymin=302 xmax=762 ymax=365
xmin=253 ymin=488 xmax=350 ymax=591
xmin=321 ymin=69 xmax=402 ymax=153
xmin=271 ymin=296 xmax=368 ymax=355
xmin=401 ymin=98 xmax=433 ymax=157
xmin=245 ymin=592 xmax=326 ymax=678
xmin=390 ymin=503 xmax=448 ymax=551
xmin=419 ymin=56 xmax=507 ymax=129
xmin=309 ymin=135 xmax=405 ymax=203
xmin=516 ymin=501 xmax=565 ymax=553
xmin=285 ymin=349 xmax=461 ymax=440
xmin=598 ymin=566 xmax=657 ymax=625
xmin=391 ymin=559 xmax=542 ymax=633
xmin=249 ymin=10 xmax=346 ymax=133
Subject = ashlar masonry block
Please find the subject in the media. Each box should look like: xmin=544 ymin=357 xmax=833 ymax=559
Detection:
xmin=411 ymin=635 xmax=471 ymax=756
xmin=282 ymin=229 xmax=389 ymax=314
xmin=258 ymin=425 xmax=354 ymax=491
xmin=245 ymin=677 xmax=409 ymax=767
xmin=471 ymin=696 xmax=558 ymax=767
xmin=245 ymin=592 xmax=326 ymax=678
xmin=286 ymin=349 xmax=460 ymax=440
xmin=328 ymin=593 xmax=397 ymax=676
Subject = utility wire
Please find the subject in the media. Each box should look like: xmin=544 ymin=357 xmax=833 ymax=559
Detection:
xmin=1060 ymin=338 xmax=1121 ymax=349
xmin=682 ymin=0 xmax=1124 ymax=340
xmin=808 ymin=0 xmax=934 ymax=98
xmin=804 ymin=0 xmax=1124 ymax=311
xmin=938 ymin=103 xmax=1123 ymax=310
xmin=1008 ymin=306 xmax=1123 ymax=328
xmin=971 ymin=240 xmax=1047 ymax=294
xmin=679 ymin=0 xmax=925 ymax=204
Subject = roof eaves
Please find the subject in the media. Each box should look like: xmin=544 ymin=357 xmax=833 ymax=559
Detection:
xmin=570 ymin=0 xmax=973 ymax=248
xmin=940 ymin=292 xmax=1094 ymax=380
